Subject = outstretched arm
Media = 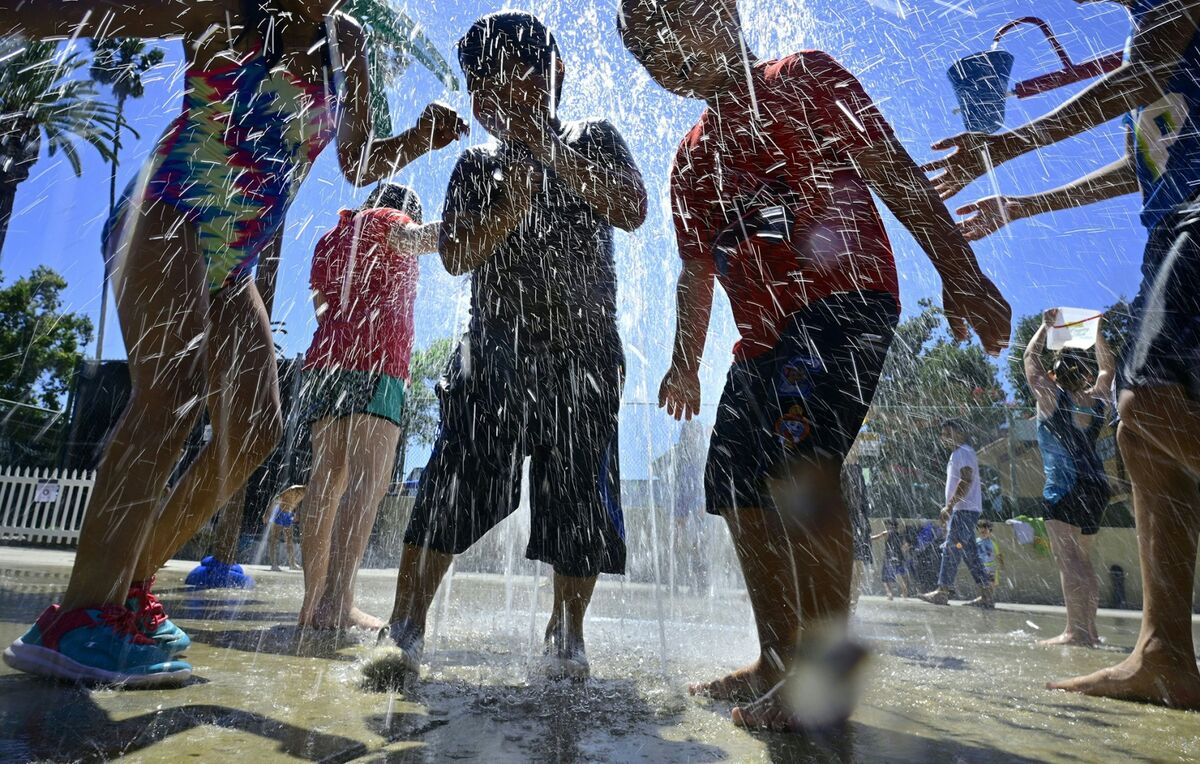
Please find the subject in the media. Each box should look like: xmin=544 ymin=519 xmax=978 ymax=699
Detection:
xmin=924 ymin=0 xmax=1200 ymax=198
xmin=955 ymin=155 xmax=1139 ymax=241
xmin=1091 ymin=315 xmax=1117 ymax=399
xmin=333 ymin=16 xmax=467 ymax=187
xmin=856 ymin=126 xmax=1011 ymax=356
xmin=389 ymin=222 xmax=440 ymax=255
xmin=1024 ymin=311 xmax=1060 ymax=414
xmin=0 ymin=0 xmax=226 ymax=38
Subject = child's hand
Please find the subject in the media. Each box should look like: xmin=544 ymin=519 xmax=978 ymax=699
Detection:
xmin=942 ymin=271 xmax=1011 ymax=356
xmin=955 ymin=195 xmax=1022 ymax=242
xmin=658 ymin=364 xmax=701 ymax=421
xmin=922 ymin=132 xmax=1001 ymax=199
xmin=414 ymin=102 xmax=469 ymax=151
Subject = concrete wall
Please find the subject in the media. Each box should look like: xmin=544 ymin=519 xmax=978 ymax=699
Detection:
xmin=880 ymin=520 xmax=1200 ymax=611
xmin=366 ymin=498 xmax=1200 ymax=611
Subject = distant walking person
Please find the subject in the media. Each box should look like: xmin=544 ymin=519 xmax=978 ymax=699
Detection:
xmin=1024 ymin=309 xmax=1115 ymax=646
xmin=919 ymin=420 xmax=993 ymax=607
xmin=874 ymin=519 xmax=909 ymax=600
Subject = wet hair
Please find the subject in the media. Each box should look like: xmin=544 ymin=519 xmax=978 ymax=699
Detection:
xmin=364 ymin=183 xmax=422 ymax=223
xmin=941 ymin=419 xmax=969 ymax=439
xmin=976 ymin=519 xmax=993 ymax=530
xmin=456 ymin=11 xmax=564 ymax=104
xmin=884 ymin=518 xmax=899 ymax=528
xmin=1052 ymin=348 xmax=1096 ymax=389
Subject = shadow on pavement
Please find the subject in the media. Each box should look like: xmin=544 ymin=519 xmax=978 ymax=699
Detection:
xmin=0 ymin=674 xmax=367 ymax=762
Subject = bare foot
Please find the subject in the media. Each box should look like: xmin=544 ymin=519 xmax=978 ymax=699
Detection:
xmin=307 ymin=607 xmax=385 ymax=631
xmin=732 ymin=685 xmax=803 ymax=733
xmin=689 ymin=657 xmax=782 ymax=702
xmin=1048 ymin=646 xmax=1200 ymax=710
xmin=1038 ymin=632 xmax=1099 ymax=648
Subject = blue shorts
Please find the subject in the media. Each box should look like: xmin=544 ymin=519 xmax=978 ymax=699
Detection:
xmin=705 ymin=292 xmax=898 ymax=513
xmin=1122 ymin=199 xmax=1200 ymax=399
xmin=273 ymin=511 xmax=294 ymax=528
xmin=882 ymin=560 xmax=905 ymax=583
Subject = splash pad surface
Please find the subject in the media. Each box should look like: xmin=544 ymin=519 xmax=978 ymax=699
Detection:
xmin=1 ymin=549 xmax=1197 ymax=763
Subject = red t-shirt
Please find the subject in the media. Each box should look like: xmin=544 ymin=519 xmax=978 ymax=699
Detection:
xmin=304 ymin=208 xmax=418 ymax=379
xmin=670 ymin=52 xmax=900 ymax=358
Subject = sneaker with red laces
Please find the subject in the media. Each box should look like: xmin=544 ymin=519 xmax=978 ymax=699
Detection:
xmin=127 ymin=577 xmax=191 ymax=656
xmin=3 ymin=604 xmax=191 ymax=687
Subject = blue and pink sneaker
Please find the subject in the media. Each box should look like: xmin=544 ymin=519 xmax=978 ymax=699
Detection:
xmin=3 ymin=604 xmax=192 ymax=687
xmin=127 ymin=577 xmax=191 ymax=656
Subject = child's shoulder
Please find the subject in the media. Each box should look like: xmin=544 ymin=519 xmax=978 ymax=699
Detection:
xmin=762 ymin=50 xmax=855 ymax=83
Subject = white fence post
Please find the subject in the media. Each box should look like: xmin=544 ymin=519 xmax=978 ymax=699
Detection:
xmin=0 ymin=465 xmax=96 ymax=546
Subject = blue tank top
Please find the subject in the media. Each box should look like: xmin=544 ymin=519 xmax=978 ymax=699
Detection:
xmin=1125 ymin=0 xmax=1200 ymax=231
xmin=1036 ymin=389 xmax=1107 ymax=503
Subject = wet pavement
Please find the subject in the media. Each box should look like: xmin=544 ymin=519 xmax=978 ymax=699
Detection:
xmin=1 ymin=548 xmax=1198 ymax=763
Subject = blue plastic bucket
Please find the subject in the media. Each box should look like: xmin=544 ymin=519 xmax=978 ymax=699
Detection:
xmin=947 ymin=50 xmax=1015 ymax=133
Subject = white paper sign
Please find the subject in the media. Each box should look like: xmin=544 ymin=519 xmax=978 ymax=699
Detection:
xmin=33 ymin=480 xmax=60 ymax=504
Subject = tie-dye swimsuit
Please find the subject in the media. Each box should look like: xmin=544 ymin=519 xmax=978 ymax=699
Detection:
xmin=108 ymin=43 xmax=337 ymax=293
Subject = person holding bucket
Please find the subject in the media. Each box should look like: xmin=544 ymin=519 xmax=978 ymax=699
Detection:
xmin=1025 ymin=308 xmax=1116 ymax=647
xmin=925 ymin=0 xmax=1200 ymax=710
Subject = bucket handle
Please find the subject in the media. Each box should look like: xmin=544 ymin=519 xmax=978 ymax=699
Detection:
xmin=992 ymin=16 xmax=1123 ymax=99
xmin=993 ymin=16 xmax=1075 ymax=71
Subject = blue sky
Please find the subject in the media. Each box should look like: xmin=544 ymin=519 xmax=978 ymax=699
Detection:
xmin=2 ymin=0 xmax=1142 ymax=473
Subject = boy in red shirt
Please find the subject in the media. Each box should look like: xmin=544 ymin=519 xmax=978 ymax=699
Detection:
xmin=619 ymin=0 xmax=1010 ymax=731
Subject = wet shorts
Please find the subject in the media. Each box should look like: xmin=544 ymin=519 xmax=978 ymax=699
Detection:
xmin=301 ymin=369 xmax=407 ymax=427
xmin=882 ymin=560 xmax=904 ymax=583
xmin=1122 ymin=198 xmax=1200 ymax=399
xmin=706 ymin=291 xmax=898 ymax=514
xmin=403 ymin=338 xmax=626 ymax=578
xmin=1044 ymin=476 xmax=1110 ymax=536
xmin=273 ymin=511 xmax=295 ymax=528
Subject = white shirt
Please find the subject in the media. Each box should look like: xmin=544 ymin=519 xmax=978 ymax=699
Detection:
xmin=946 ymin=444 xmax=983 ymax=514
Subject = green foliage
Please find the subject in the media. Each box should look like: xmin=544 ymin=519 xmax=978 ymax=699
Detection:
xmin=866 ymin=300 xmax=1006 ymax=518
xmin=88 ymin=37 xmax=165 ymax=105
xmin=0 ymin=266 xmax=93 ymax=409
xmin=0 ymin=37 xmax=119 ymax=179
xmin=345 ymin=0 xmax=459 ymax=135
xmin=398 ymin=337 xmax=454 ymax=449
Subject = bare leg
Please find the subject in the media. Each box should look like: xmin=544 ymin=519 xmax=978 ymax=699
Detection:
xmin=544 ymin=573 xmax=597 ymax=655
xmin=1050 ymin=387 xmax=1200 ymax=709
xmin=284 ymin=527 xmax=297 ymax=569
xmin=298 ymin=416 xmax=352 ymax=626
xmin=132 ymin=281 xmax=283 ymax=580
xmin=692 ymin=459 xmax=851 ymax=704
xmin=313 ymin=415 xmax=400 ymax=630
xmin=61 ymin=205 xmax=208 ymax=611
xmin=386 ymin=543 xmax=455 ymax=642
xmin=1040 ymin=520 xmax=1099 ymax=647
xmin=268 ymin=525 xmax=281 ymax=570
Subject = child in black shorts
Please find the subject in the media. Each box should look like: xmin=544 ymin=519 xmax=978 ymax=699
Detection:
xmin=368 ymin=11 xmax=647 ymax=685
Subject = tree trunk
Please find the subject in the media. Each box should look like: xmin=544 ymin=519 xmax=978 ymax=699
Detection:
xmin=0 ymin=183 xmax=15 ymax=261
xmin=96 ymin=98 xmax=123 ymax=360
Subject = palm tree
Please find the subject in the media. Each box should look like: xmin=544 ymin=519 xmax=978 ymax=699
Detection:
xmin=0 ymin=37 xmax=119 ymax=258
xmin=88 ymin=37 xmax=163 ymax=359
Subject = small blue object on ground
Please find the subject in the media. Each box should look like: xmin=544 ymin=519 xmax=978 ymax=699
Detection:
xmin=184 ymin=556 xmax=255 ymax=589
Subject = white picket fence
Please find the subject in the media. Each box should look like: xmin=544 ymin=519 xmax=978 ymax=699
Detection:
xmin=0 ymin=466 xmax=95 ymax=545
